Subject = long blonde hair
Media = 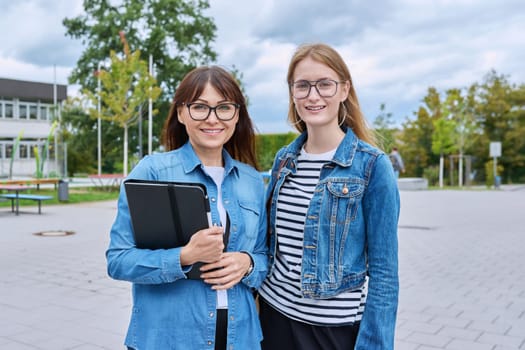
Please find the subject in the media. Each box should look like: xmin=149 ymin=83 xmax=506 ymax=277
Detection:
xmin=287 ymin=43 xmax=377 ymax=146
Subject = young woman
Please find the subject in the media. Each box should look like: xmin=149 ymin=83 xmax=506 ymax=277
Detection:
xmin=259 ymin=43 xmax=400 ymax=349
xmin=106 ymin=66 xmax=268 ymax=350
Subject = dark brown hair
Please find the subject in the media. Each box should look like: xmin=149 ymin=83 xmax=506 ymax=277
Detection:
xmin=162 ymin=66 xmax=259 ymax=169
xmin=287 ymin=43 xmax=377 ymax=146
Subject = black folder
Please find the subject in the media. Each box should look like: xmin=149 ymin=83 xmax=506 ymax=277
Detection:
xmin=124 ymin=179 xmax=212 ymax=279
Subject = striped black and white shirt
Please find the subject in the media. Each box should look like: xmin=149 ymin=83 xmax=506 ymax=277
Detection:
xmin=259 ymin=147 xmax=367 ymax=326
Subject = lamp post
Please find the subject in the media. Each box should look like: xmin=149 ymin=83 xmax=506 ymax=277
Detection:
xmin=97 ymin=62 xmax=102 ymax=175
xmin=148 ymin=54 xmax=153 ymax=155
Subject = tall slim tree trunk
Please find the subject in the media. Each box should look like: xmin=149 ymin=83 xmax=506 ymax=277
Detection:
xmin=123 ymin=125 xmax=128 ymax=176
xmin=439 ymin=154 xmax=444 ymax=188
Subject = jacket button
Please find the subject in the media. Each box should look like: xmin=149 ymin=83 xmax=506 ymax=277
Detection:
xmin=209 ymin=312 xmax=214 ymax=318
xmin=342 ymin=187 xmax=349 ymax=194
xmin=208 ymin=340 xmax=213 ymax=345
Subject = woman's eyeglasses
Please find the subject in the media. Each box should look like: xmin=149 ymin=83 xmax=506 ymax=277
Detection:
xmin=184 ymin=102 xmax=240 ymax=121
xmin=290 ymin=79 xmax=344 ymax=99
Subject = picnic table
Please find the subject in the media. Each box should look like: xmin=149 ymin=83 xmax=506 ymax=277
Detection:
xmin=0 ymin=184 xmax=30 ymax=215
xmin=0 ymin=178 xmax=60 ymax=190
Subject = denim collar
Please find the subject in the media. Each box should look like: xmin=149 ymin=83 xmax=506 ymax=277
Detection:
xmin=282 ymin=127 xmax=358 ymax=167
xmin=180 ymin=141 xmax=238 ymax=177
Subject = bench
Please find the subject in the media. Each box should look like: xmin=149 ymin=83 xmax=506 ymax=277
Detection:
xmin=0 ymin=178 xmax=60 ymax=190
xmin=0 ymin=194 xmax=53 ymax=214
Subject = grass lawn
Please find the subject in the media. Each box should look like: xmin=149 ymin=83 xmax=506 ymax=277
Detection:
xmin=0 ymin=186 xmax=120 ymax=208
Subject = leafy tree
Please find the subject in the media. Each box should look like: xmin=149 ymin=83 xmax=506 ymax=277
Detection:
xmin=398 ymin=87 xmax=442 ymax=177
xmin=432 ymin=117 xmax=457 ymax=187
xmin=471 ymin=71 xmax=521 ymax=183
xmin=440 ymin=88 xmax=478 ymax=186
xmin=60 ymin=97 xmax=102 ymax=176
xmin=63 ymin=0 xmax=218 ymax=159
xmin=84 ymin=32 xmax=162 ymax=175
xmin=63 ymin=0 xmax=217 ymax=96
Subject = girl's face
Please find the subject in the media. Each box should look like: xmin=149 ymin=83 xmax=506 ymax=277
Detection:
xmin=178 ymin=83 xmax=239 ymax=159
xmin=291 ymin=57 xmax=349 ymax=129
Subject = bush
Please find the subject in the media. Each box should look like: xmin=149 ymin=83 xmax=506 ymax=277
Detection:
xmin=422 ymin=165 xmax=440 ymax=186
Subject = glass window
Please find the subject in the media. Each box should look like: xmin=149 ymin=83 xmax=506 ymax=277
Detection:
xmin=19 ymin=144 xmax=28 ymax=159
xmin=40 ymin=106 xmax=48 ymax=120
xmin=6 ymin=144 xmax=14 ymax=159
xmin=19 ymin=104 xmax=28 ymax=119
xmin=30 ymin=105 xmax=38 ymax=120
xmin=5 ymin=103 xmax=13 ymax=119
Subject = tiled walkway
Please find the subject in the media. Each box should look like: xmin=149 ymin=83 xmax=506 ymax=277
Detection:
xmin=1 ymin=187 xmax=524 ymax=349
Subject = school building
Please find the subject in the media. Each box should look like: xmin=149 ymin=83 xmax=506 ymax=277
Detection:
xmin=0 ymin=78 xmax=67 ymax=178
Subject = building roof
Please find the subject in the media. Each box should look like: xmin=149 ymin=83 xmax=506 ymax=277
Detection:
xmin=0 ymin=78 xmax=67 ymax=102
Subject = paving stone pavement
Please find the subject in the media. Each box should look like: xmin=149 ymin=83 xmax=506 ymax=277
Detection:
xmin=1 ymin=186 xmax=525 ymax=349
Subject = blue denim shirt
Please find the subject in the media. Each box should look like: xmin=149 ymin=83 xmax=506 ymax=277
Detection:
xmin=106 ymin=142 xmax=268 ymax=350
xmin=266 ymin=128 xmax=399 ymax=349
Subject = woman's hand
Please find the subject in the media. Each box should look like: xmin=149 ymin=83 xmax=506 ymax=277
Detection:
xmin=200 ymin=252 xmax=252 ymax=290
xmin=180 ymin=226 xmax=224 ymax=265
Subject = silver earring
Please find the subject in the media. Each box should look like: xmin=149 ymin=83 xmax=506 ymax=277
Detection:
xmin=339 ymin=102 xmax=348 ymax=127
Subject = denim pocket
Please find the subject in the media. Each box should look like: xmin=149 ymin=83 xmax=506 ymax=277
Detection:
xmin=319 ymin=178 xmax=365 ymax=284
xmin=325 ymin=179 xmax=364 ymax=223
xmin=238 ymin=200 xmax=261 ymax=239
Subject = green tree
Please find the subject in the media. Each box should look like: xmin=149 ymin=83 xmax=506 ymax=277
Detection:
xmin=63 ymin=0 xmax=217 ymax=96
xmin=399 ymin=87 xmax=442 ymax=177
xmin=432 ymin=117 xmax=457 ymax=187
xmin=472 ymin=71 xmax=525 ymax=183
xmin=440 ymin=88 xmax=478 ymax=186
xmin=60 ymin=97 xmax=98 ymax=177
xmin=84 ymin=33 xmax=162 ymax=175
xmin=63 ymin=0 xmax=218 ymax=158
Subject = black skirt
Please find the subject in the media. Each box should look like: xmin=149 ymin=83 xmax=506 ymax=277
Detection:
xmin=259 ymin=297 xmax=360 ymax=350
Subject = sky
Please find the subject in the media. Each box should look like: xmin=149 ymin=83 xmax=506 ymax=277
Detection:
xmin=1 ymin=0 xmax=524 ymax=134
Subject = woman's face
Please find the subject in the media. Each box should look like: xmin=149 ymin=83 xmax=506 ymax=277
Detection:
xmin=178 ymin=83 xmax=239 ymax=158
xmin=292 ymin=57 xmax=349 ymax=129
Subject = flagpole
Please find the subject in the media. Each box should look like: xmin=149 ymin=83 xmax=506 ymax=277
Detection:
xmin=148 ymin=54 xmax=153 ymax=155
xmin=97 ymin=62 xmax=102 ymax=175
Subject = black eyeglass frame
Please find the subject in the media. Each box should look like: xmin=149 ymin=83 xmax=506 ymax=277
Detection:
xmin=183 ymin=102 xmax=241 ymax=121
xmin=290 ymin=79 xmax=346 ymax=99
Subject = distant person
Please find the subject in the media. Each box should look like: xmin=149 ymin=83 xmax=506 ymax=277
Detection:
xmin=106 ymin=66 xmax=268 ymax=350
xmin=259 ymin=43 xmax=400 ymax=349
xmin=389 ymin=147 xmax=405 ymax=178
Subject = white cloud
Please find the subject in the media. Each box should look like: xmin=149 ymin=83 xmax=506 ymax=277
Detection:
xmin=1 ymin=0 xmax=524 ymax=133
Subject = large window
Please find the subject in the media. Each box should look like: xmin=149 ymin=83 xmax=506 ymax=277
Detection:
xmin=5 ymin=144 xmax=13 ymax=159
xmin=40 ymin=105 xmax=48 ymax=120
xmin=5 ymin=102 xmax=13 ymax=119
xmin=29 ymin=105 xmax=38 ymax=120
xmin=19 ymin=104 xmax=28 ymax=119
xmin=19 ymin=144 xmax=29 ymax=159
xmin=0 ymin=141 xmax=49 ymax=160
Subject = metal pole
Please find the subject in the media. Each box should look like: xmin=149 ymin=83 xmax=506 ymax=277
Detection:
xmin=53 ymin=65 xmax=58 ymax=177
xmin=64 ymin=142 xmax=68 ymax=178
xmin=493 ymin=156 xmax=497 ymax=188
xmin=138 ymin=104 xmax=143 ymax=159
xmin=148 ymin=54 xmax=153 ymax=154
xmin=97 ymin=62 xmax=102 ymax=175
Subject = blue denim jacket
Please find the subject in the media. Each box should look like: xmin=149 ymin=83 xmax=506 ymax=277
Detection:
xmin=266 ymin=128 xmax=399 ymax=349
xmin=106 ymin=142 xmax=268 ymax=350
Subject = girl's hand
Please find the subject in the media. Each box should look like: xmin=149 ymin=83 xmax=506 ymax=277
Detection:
xmin=200 ymin=252 xmax=252 ymax=290
xmin=180 ymin=226 xmax=224 ymax=265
